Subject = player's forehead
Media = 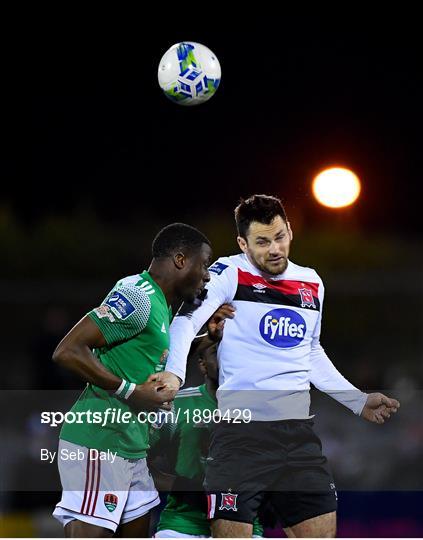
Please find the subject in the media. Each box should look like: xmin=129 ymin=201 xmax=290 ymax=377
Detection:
xmin=247 ymin=216 xmax=287 ymax=239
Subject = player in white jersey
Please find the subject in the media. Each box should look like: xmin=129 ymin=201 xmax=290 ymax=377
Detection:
xmin=153 ymin=194 xmax=400 ymax=538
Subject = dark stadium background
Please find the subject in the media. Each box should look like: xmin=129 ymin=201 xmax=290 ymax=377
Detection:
xmin=1 ymin=11 xmax=422 ymax=537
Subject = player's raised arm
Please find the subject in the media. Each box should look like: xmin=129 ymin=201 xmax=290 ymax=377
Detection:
xmin=149 ymin=302 xmax=235 ymax=393
xmin=160 ymin=260 xmax=238 ymax=385
xmin=184 ymin=303 xmax=236 ymax=356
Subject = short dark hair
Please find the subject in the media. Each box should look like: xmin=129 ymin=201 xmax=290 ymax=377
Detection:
xmin=152 ymin=223 xmax=210 ymax=258
xmin=234 ymin=194 xmax=288 ymax=238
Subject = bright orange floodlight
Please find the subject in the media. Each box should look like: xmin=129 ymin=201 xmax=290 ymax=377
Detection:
xmin=312 ymin=167 xmax=361 ymax=208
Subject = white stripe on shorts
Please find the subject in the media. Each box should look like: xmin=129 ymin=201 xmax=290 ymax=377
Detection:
xmin=207 ymin=494 xmax=216 ymax=519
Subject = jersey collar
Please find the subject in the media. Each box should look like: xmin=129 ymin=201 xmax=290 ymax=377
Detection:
xmin=139 ymin=270 xmax=168 ymax=307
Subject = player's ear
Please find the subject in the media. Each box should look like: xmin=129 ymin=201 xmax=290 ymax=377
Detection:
xmin=237 ymin=236 xmax=248 ymax=253
xmin=173 ymin=252 xmax=186 ymax=269
xmin=287 ymin=222 xmax=293 ymax=241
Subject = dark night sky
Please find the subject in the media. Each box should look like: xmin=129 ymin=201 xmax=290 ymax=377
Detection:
xmin=4 ymin=12 xmax=422 ymax=234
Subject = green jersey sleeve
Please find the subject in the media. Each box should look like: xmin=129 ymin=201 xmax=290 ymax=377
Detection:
xmin=88 ymin=283 xmax=152 ymax=345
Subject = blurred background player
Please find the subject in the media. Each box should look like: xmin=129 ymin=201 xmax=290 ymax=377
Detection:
xmin=161 ymin=195 xmax=400 ymax=538
xmin=149 ymin=336 xmax=264 ymax=538
xmin=51 ymin=223 xmax=211 ymax=538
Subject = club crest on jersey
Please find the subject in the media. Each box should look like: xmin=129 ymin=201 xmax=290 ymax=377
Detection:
xmin=155 ymin=349 xmax=168 ymax=374
xmin=219 ymin=492 xmax=238 ymax=511
xmin=209 ymin=262 xmax=228 ymax=275
xmin=299 ymin=287 xmax=316 ymax=308
xmin=104 ymin=493 xmax=118 ymax=512
xmin=106 ymin=292 xmax=135 ymax=320
xmin=160 ymin=348 xmax=169 ymax=364
xmin=260 ymin=308 xmax=306 ymax=348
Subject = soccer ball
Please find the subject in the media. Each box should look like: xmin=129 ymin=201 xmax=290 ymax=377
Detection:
xmin=158 ymin=42 xmax=221 ymax=106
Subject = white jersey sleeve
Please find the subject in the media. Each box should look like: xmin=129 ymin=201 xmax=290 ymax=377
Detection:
xmin=309 ymin=278 xmax=368 ymax=415
xmin=165 ymin=259 xmax=238 ymax=383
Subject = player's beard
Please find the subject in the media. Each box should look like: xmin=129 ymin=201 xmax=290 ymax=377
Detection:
xmin=248 ymin=252 xmax=288 ymax=276
xmin=263 ymin=258 xmax=288 ymax=275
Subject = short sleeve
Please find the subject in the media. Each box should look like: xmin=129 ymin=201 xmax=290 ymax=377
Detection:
xmin=88 ymin=284 xmax=152 ymax=345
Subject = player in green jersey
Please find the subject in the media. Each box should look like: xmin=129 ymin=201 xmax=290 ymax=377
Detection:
xmin=149 ymin=347 xmax=218 ymax=538
xmin=52 ymin=223 xmax=212 ymax=538
xmin=149 ymin=343 xmax=263 ymax=538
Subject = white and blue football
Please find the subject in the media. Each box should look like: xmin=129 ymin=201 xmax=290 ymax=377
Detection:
xmin=158 ymin=42 xmax=221 ymax=106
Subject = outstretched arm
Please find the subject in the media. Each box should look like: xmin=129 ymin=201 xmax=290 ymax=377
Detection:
xmin=310 ymin=345 xmax=400 ymax=421
xmin=309 ymin=278 xmax=400 ymax=420
xmin=310 ymin=342 xmax=369 ymax=415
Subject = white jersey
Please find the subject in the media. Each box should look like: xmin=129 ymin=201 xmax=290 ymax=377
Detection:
xmin=167 ymin=254 xmax=367 ymax=421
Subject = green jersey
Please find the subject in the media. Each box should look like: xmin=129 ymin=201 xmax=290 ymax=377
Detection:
xmin=60 ymin=271 xmax=171 ymax=459
xmin=151 ymin=385 xmax=263 ymax=537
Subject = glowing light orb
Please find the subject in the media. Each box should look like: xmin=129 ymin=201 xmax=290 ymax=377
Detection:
xmin=312 ymin=167 xmax=361 ymax=208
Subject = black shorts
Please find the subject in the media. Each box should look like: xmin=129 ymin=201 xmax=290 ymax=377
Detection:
xmin=204 ymin=419 xmax=337 ymax=528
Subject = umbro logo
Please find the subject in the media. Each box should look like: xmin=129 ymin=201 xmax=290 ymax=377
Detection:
xmin=252 ymin=282 xmax=267 ymax=293
xmin=161 ymin=323 xmax=166 ymax=333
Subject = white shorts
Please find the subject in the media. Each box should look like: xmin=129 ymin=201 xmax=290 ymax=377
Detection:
xmin=53 ymin=439 xmax=159 ymax=532
xmin=155 ymin=531 xmax=208 ymax=538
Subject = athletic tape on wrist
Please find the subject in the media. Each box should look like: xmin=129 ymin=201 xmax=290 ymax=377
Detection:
xmin=114 ymin=379 xmax=127 ymax=398
xmin=124 ymin=382 xmax=136 ymax=400
xmin=114 ymin=379 xmax=136 ymax=400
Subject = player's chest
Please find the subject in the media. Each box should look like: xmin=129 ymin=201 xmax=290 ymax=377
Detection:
xmin=235 ymin=271 xmax=320 ymax=312
xmin=229 ymin=275 xmax=321 ymax=348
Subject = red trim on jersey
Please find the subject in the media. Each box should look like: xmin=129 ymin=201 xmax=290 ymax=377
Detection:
xmin=80 ymin=450 xmax=91 ymax=514
xmin=91 ymin=459 xmax=101 ymax=515
xmin=238 ymin=269 xmax=319 ymax=297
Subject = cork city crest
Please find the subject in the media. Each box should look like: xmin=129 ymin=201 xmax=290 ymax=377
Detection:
xmin=104 ymin=493 xmax=118 ymax=512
